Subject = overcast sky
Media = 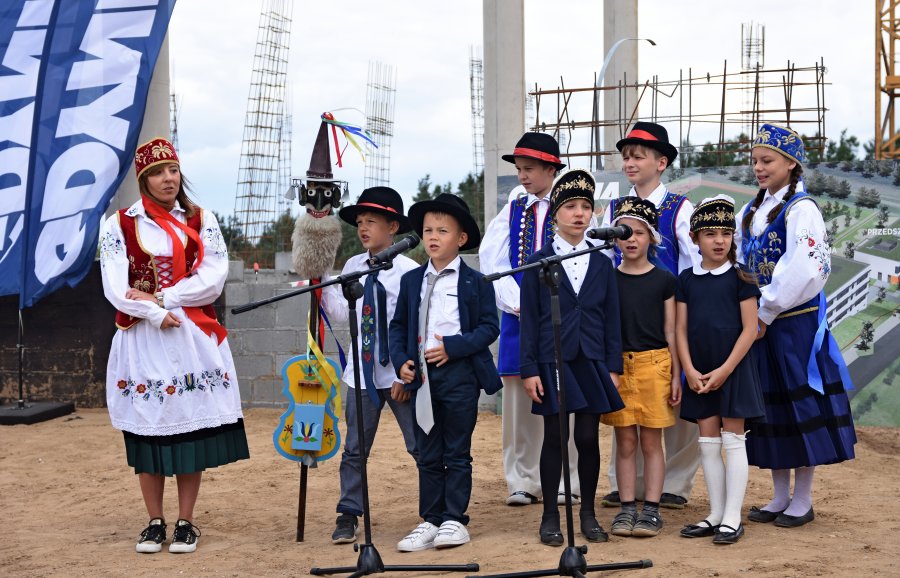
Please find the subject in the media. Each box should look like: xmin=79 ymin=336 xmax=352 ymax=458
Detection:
xmin=167 ymin=0 xmax=873 ymax=218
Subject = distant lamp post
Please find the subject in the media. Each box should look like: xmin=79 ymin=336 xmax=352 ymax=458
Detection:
xmin=593 ymin=37 xmax=656 ymax=170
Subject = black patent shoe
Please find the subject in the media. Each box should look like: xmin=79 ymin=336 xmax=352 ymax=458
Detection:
xmin=580 ymin=514 xmax=609 ymax=543
xmin=680 ymin=519 xmax=717 ymax=538
xmin=774 ymin=507 xmax=815 ymax=528
xmin=713 ymin=523 xmax=744 ymax=544
xmin=748 ymin=506 xmax=783 ymax=523
xmin=539 ymin=517 xmax=564 ymax=547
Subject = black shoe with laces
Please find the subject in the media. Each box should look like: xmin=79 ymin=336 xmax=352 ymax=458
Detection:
xmin=169 ymin=519 xmax=201 ymax=553
xmin=331 ymin=514 xmax=359 ymax=544
xmin=136 ymin=518 xmax=167 ymax=553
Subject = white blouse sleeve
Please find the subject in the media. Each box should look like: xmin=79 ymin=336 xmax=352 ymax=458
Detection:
xmin=479 ymin=202 xmax=520 ymax=314
xmin=160 ymin=209 xmax=228 ymax=309
xmin=734 ymin=202 xmax=751 ymax=264
xmin=757 ymin=198 xmax=830 ymax=325
xmin=319 ymin=259 xmax=353 ymax=324
xmin=674 ymin=198 xmax=701 ymax=272
xmin=98 ymin=212 xmax=168 ymax=327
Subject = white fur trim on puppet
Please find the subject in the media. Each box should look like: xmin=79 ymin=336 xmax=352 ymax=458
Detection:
xmin=292 ymin=214 xmax=342 ymax=279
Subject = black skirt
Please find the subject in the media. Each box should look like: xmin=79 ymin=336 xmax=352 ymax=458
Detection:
xmin=123 ymin=419 xmax=250 ymax=476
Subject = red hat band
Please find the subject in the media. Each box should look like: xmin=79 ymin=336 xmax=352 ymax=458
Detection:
xmin=513 ymin=147 xmax=562 ymax=165
xmin=624 ymin=129 xmax=659 ymax=142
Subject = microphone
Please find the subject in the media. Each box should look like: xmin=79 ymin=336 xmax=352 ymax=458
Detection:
xmin=367 ymin=235 xmax=420 ymax=266
xmin=586 ymin=224 xmax=633 ymax=241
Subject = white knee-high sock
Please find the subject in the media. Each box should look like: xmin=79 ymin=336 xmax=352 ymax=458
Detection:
xmin=785 ymin=466 xmax=815 ymax=516
xmin=721 ymin=431 xmax=749 ymax=530
xmin=698 ymin=436 xmax=724 ymax=526
xmin=763 ymin=468 xmax=791 ymax=512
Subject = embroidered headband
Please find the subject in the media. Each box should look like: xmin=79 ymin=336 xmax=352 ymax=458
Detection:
xmin=611 ymin=197 xmax=662 ymax=244
xmin=753 ymin=123 xmax=805 ymax=165
xmin=550 ymin=169 xmax=595 ymax=216
xmin=134 ymin=137 xmax=179 ymax=179
xmin=690 ymin=194 xmax=736 ymax=232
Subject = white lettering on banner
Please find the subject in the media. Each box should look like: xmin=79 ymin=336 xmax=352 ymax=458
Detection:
xmin=0 ymin=29 xmax=47 ymax=101
xmin=0 ymin=145 xmax=28 ymax=258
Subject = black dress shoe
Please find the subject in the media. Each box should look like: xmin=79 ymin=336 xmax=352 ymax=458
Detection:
xmin=579 ymin=515 xmax=609 ymax=543
xmin=660 ymin=493 xmax=687 ymax=509
xmin=713 ymin=523 xmax=744 ymax=544
xmin=539 ymin=518 xmax=564 ymax=547
xmin=774 ymin=507 xmax=815 ymax=528
xmin=680 ymin=520 xmax=717 ymax=538
xmin=748 ymin=506 xmax=783 ymax=523
xmin=600 ymin=491 xmax=621 ymax=507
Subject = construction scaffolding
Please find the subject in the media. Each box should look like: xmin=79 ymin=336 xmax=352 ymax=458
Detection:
xmin=530 ymin=59 xmax=827 ymax=168
xmin=169 ymin=91 xmax=179 ymax=150
xmin=876 ymin=0 xmax=900 ymax=159
xmin=469 ymin=46 xmax=485 ymax=180
xmin=364 ymin=61 xmax=396 ymax=188
xmin=276 ymin=108 xmax=293 ymax=219
xmin=232 ymin=0 xmax=292 ymax=254
xmin=741 ymin=22 xmax=765 ymax=138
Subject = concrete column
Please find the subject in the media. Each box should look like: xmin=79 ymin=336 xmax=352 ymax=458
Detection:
xmin=602 ymin=0 xmax=639 ymax=171
xmin=482 ymin=0 xmax=524 ymax=224
xmin=109 ymin=35 xmax=171 ymax=213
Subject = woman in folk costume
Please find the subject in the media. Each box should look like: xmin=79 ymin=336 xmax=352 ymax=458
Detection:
xmin=736 ymin=124 xmax=856 ymax=528
xmin=99 ymin=138 xmax=249 ymax=554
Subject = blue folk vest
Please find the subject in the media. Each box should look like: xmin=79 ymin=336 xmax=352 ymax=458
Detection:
xmin=498 ymin=194 xmax=555 ymax=376
xmin=611 ymin=191 xmax=687 ymax=275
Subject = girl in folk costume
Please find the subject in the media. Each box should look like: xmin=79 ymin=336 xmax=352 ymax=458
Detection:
xmin=99 ymin=138 xmax=249 ymax=554
xmin=736 ymin=124 xmax=856 ymax=528
xmin=519 ymin=169 xmax=624 ymax=546
xmin=675 ymin=195 xmax=765 ymax=545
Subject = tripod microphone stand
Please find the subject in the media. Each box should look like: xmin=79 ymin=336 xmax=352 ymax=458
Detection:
xmin=234 ymin=257 xmax=477 ymax=577
xmin=476 ymin=242 xmax=651 ymax=578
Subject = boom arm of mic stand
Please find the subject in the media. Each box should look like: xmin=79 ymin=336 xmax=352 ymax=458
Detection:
xmin=481 ymin=241 xmax=614 ymax=283
xmin=231 ymin=260 xmax=394 ymax=314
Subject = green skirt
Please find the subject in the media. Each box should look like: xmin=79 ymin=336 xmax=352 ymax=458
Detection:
xmin=123 ymin=419 xmax=250 ymax=476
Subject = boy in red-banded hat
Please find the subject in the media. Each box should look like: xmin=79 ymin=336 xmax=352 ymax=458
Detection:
xmin=599 ymin=121 xmax=701 ymax=511
xmin=479 ymin=132 xmax=588 ymax=507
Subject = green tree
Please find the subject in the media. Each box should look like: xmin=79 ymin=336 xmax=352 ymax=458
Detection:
xmin=844 ymin=241 xmax=855 ymax=259
xmin=825 ymin=129 xmax=860 ymax=162
xmin=854 ymin=206 xmax=862 ymax=219
xmin=856 ymin=187 xmax=881 ymax=208
xmin=413 ymin=175 xmax=435 ymax=202
xmin=877 ymin=204 xmax=890 ymax=227
xmin=823 ymin=175 xmax=839 ymax=196
xmin=844 ymin=213 xmax=852 ymax=228
xmin=893 ymin=164 xmax=900 ymax=186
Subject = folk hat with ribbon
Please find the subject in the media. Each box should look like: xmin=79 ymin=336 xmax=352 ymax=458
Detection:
xmin=338 ymin=186 xmax=411 ymax=233
xmin=408 ymin=193 xmax=481 ymax=251
xmin=134 ymin=137 xmax=179 ymax=179
xmin=752 ymin=123 xmax=806 ymax=165
xmin=549 ymin=169 xmax=595 ymax=217
xmin=612 ymin=197 xmax=662 ymax=244
xmin=502 ymin=132 xmax=567 ymax=170
xmin=690 ymin=194 xmax=737 ymax=233
xmin=616 ymin=121 xmax=678 ymax=165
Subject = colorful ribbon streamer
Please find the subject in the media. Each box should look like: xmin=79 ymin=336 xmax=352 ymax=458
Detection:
xmin=806 ymin=291 xmax=854 ymax=394
xmin=321 ymin=112 xmax=378 ymax=167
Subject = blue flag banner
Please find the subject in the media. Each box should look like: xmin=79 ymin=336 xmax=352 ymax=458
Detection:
xmin=0 ymin=0 xmax=176 ymax=308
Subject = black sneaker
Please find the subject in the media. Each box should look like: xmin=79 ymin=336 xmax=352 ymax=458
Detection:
xmin=600 ymin=491 xmax=621 ymax=508
xmin=169 ymin=519 xmax=201 ymax=553
xmin=331 ymin=514 xmax=359 ymax=544
xmin=135 ymin=518 xmax=167 ymax=553
xmin=659 ymin=493 xmax=688 ymax=509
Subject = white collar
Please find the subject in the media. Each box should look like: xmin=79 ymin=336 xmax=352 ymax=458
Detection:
xmin=425 ymin=255 xmax=461 ymax=276
xmin=125 ymin=198 xmax=185 ymax=218
xmin=627 ymin=182 xmax=667 ymax=207
xmin=692 ymin=261 xmax=733 ymax=276
xmin=553 ymin=234 xmax=589 ymax=253
xmin=764 ymin=179 xmax=806 ymax=203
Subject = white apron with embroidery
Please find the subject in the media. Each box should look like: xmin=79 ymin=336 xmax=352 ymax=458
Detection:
xmin=99 ymin=201 xmax=243 ymax=436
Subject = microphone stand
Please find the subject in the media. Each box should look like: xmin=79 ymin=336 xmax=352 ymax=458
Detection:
xmin=233 ymin=258 xmax=478 ymax=578
xmin=475 ymin=241 xmax=651 ymax=578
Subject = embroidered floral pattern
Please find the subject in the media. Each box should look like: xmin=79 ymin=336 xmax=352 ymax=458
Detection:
xmin=511 ymin=195 xmax=555 ymax=267
xmin=360 ymin=304 xmax=375 ymax=363
xmin=203 ymin=225 xmax=228 ymax=257
xmin=99 ymin=232 xmax=124 ymax=262
xmin=798 ymin=229 xmax=831 ymax=280
xmin=116 ymin=369 xmax=231 ymax=404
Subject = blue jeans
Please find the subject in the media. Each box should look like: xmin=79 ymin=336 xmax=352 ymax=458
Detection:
xmin=414 ymin=360 xmax=480 ymax=526
xmin=336 ymin=386 xmax=418 ymax=516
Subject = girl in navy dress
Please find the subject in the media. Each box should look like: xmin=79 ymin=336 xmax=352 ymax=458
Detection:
xmin=675 ymin=195 xmax=764 ymax=544
xmin=520 ymin=169 xmax=625 ymax=546
xmin=737 ymin=124 xmax=856 ymax=529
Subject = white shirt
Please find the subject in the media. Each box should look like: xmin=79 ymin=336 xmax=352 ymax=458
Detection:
xmin=321 ymin=252 xmax=419 ymax=389
xmin=419 ymin=256 xmax=462 ymax=351
xmin=692 ymin=261 xmax=733 ymax=276
xmin=480 ymin=184 xmax=597 ymax=314
xmin=553 ymin=234 xmax=592 ymax=294
xmin=735 ymin=181 xmax=829 ymax=326
xmin=600 ymin=182 xmax=700 ymax=273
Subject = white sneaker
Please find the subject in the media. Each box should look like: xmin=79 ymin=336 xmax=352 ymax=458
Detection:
xmin=506 ymin=491 xmax=540 ymax=506
xmin=433 ymin=521 xmax=470 ymax=549
xmin=557 ymin=492 xmax=581 ymax=505
xmin=396 ymin=522 xmax=439 ymax=552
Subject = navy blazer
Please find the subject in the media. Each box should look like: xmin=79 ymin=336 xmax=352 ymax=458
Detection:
xmin=519 ymin=241 xmax=624 ymax=378
xmin=389 ymin=259 xmax=502 ymax=395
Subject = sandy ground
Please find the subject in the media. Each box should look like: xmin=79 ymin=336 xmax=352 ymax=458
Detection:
xmin=2 ymin=407 xmax=899 ymax=577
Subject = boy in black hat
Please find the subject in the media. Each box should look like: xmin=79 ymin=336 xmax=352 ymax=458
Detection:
xmin=599 ymin=121 xmax=701 ymax=511
xmin=390 ymin=193 xmax=501 ymax=551
xmin=320 ymin=186 xmax=420 ymax=544
xmin=479 ymin=132 xmax=585 ymax=507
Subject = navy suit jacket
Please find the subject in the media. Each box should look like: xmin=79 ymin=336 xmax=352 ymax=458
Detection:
xmin=389 ymin=259 xmax=502 ymax=394
xmin=519 ymin=241 xmax=624 ymax=379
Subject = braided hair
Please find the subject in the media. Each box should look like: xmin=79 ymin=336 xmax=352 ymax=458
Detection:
xmin=739 ymin=164 xmax=804 ymax=234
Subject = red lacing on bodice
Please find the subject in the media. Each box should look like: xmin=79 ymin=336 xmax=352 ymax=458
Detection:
xmin=154 ymin=256 xmax=175 ymax=288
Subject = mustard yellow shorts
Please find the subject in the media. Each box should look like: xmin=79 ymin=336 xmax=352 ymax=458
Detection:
xmin=601 ymin=348 xmax=675 ymax=428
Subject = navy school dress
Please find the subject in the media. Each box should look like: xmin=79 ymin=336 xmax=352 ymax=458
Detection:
xmin=676 ymin=263 xmax=765 ymax=423
xmin=518 ymin=242 xmax=625 ymax=417
xmin=741 ymin=193 xmax=856 ymax=470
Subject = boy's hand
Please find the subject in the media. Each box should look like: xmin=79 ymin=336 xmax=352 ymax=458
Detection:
xmin=609 ymin=372 xmax=620 ymax=390
xmin=390 ymin=381 xmax=410 ymax=402
xmin=756 ymin=318 xmax=768 ymax=340
xmin=160 ymin=311 xmax=181 ymax=329
xmin=669 ymin=375 xmax=682 ymax=406
xmin=523 ymin=376 xmax=543 ymax=403
xmin=685 ymin=367 xmax=705 ymax=393
xmin=513 ymin=307 xmax=520 ymax=317
xmin=424 ymin=335 xmax=449 ymax=366
xmin=126 ymin=288 xmax=156 ymax=303
xmin=399 ymin=360 xmax=416 ymax=384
